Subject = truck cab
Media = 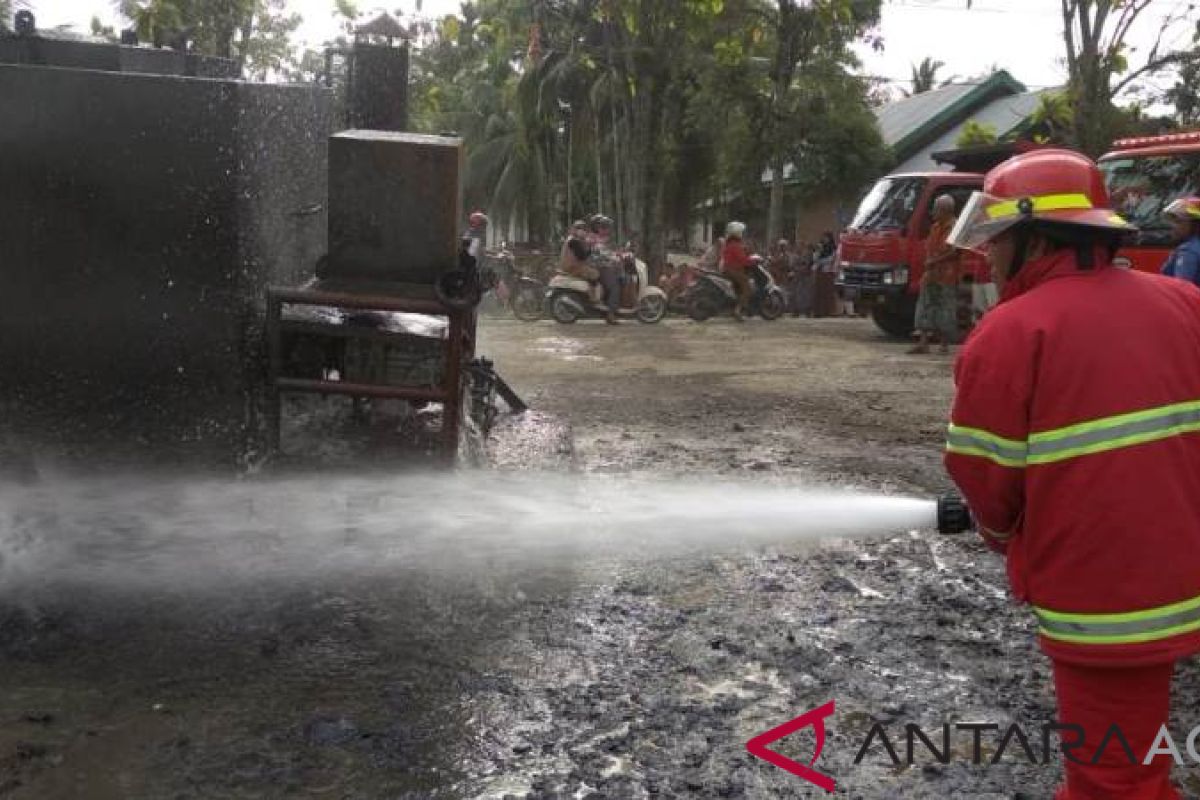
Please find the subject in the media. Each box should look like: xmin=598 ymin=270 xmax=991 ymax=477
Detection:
xmin=836 ymin=172 xmax=986 ymax=338
xmin=1099 ymin=131 xmax=1200 ymax=274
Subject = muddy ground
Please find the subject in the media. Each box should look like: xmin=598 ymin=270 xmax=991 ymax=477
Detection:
xmin=2 ymin=315 xmax=1198 ymax=799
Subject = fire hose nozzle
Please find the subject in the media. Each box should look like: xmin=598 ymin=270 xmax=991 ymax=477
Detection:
xmin=936 ymin=493 xmax=974 ymax=535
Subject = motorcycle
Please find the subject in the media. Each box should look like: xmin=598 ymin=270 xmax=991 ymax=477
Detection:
xmin=509 ymin=273 xmax=547 ymax=321
xmin=685 ymin=256 xmax=787 ymax=322
xmin=546 ymin=254 xmax=668 ymax=324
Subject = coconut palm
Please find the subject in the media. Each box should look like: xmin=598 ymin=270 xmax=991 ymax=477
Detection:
xmin=906 ymin=57 xmax=945 ymax=95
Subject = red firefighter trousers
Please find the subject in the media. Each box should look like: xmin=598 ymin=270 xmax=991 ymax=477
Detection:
xmin=1052 ymin=660 xmax=1180 ymax=800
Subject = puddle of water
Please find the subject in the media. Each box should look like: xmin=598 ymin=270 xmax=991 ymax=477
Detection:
xmin=534 ymin=336 xmax=587 ymax=354
xmin=532 ymin=337 xmax=605 ymax=362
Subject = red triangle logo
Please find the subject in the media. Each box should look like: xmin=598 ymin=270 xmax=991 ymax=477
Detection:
xmin=746 ymin=700 xmax=836 ymax=792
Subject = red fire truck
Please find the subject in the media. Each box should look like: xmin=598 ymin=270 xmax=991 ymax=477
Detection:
xmin=833 ymin=143 xmax=1032 ymax=337
xmin=1099 ymin=131 xmax=1200 ymax=273
xmin=837 ymin=134 xmax=1200 ymax=337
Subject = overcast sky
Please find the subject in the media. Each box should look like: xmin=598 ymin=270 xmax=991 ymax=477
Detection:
xmin=24 ymin=0 xmax=1192 ymax=101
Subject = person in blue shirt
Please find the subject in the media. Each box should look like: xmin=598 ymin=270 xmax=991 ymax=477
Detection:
xmin=1161 ymin=197 xmax=1200 ymax=286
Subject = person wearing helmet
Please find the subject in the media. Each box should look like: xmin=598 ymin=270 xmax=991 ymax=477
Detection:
xmin=1160 ymin=197 xmax=1200 ymax=287
xmin=943 ymin=149 xmax=1200 ymax=800
xmin=559 ymin=219 xmax=598 ymax=282
xmin=721 ymin=221 xmax=753 ymax=321
xmin=588 ymin=214 xmax=621 ymax=324
xmin=439 ymin=210 xmax=491 ymax=309
xmin=465 ymin=211 xmax=489 ymax=261
xmin=463 ymin=209 xmax=492 ymax=262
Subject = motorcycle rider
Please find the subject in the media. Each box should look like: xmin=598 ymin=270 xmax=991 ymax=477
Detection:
xmin=559 ymin=219 xmax=598 ymax=282
xmin=1160 ymin=197 xmax=1200 ymax=287
xmin=464 ymin=210 xmax=488 ymax=263
xmin=439 ymin=210 xmax=490 ymax=309
xmin=588 ymin=214 xmax=622 ymax=325
xmin=721 ymin=221 xmax=753 ymax=321
xmin=698 ymin=235 xmax=724 ymax=272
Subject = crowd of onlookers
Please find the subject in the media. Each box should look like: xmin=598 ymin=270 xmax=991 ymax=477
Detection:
xmin=657 ymin=231 xmax=842 ymax=318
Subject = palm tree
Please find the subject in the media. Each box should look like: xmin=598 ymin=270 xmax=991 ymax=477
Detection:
xmin=906 ymin=57 xmax=945 ymax=96
xmin=1026 ymin=91 xmax=1074 ymax=145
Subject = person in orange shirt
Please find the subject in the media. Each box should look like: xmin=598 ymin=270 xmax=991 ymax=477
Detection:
xmin=721 ymin=221 xmax=753 ymax=321
xmin=910 ymin=194 xmax=961 ymax=354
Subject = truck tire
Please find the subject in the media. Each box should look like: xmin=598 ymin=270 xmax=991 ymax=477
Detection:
xmin=871 ymin=296 xmax=917 ymax=339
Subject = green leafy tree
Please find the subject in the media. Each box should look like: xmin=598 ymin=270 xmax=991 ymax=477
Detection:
xmin=906 ymin=56 xmax=944 ymax=95
xmin=1024 ymin=90 xmax=1073 ymax=144
xmin=91 ymin=15 xmax=119 ymax=40
xmin=956 ymin=119 xmax=997 ymax=148
xmin=1054 ymin=1 xmax=1196 ymax=155
xmin=1166 ymin=61 xmax=1200 ymax=127
xmin=404 ymin=0 xmax=886 ymax=261
xmin=119 ymin=0 xmax=248 ymax=56
xmin=238 ymin=0 xmax=301 ymax=79
xmin=759 ymin=0 xmax=883 ymax=241
xmin=0 ymin=0 xmax=11 ymax=31
xmin=1164 ymin=31 xmax=1200 ymax=127
xmin=118 ymin=0 xmax=302 ymax=77
xmin=962 ymin=0 xmax=1198 ymax=153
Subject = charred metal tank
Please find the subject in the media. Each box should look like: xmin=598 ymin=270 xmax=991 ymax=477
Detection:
xmin=0 ymin=53 xmax=331 ymax=466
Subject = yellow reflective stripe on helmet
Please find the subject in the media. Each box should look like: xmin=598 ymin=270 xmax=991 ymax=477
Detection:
xmin=1035 ymin=593 xmax=1200 ymax=645
xmin=945 ymin=424 xmax=1027 ymax=468
xmin=985 ymin=193 xmax=1094 ymax=220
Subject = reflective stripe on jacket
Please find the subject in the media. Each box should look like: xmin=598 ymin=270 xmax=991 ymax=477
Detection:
xmin=945 ymin=247 xmax=1200 ymax=666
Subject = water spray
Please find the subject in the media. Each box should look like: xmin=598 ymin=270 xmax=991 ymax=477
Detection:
xmin=0 ymin=472 xmax=981 ymax=600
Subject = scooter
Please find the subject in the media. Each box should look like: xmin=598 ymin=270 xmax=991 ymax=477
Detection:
xmin=685 ymin=256 xmax=787 ymax=322
xmin=509 ymin=272 xmax=547 ymax=321
xmin=546 ymin=255 xmax=668 ymax=324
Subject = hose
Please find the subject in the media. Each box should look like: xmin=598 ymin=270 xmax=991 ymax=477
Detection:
xmin=936 ymin=493 xmax=974 ymax=535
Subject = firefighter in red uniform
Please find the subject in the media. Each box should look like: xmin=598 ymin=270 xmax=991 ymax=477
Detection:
xmin=944 ymin=149 xmax=1200 ymax=799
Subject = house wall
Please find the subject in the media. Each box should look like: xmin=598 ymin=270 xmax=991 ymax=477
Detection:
xmin=794 ymin=198 xmax=850 ymax=249
xmin=686 ymin=197 xmax=854 ymax=255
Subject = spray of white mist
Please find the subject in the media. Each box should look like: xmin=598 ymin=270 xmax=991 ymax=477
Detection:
xmin=0 ymin=471 xmax=935 ymax=596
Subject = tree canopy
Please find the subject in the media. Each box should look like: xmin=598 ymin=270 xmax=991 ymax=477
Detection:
xmin=406 ymin=0 xmax=887 ymax=261
xmin=955 ymin=119 xmax=997 ymax=148
xmin=905 ymin=56 xmax=944 ymax=96
xmin=117 ymin=0 xmax=301 ymax=77
xmin=1038 ymin=1 xmax=1196 ymax=154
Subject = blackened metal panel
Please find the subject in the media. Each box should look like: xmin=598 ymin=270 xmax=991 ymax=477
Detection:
xmin=324 ymin=130 xmax=463 ymax=286
xmin=348 ymin=44 xmax=408 ymax=132
xmin=233 ymin=82 xmax=333 ymax=457
xmin=0 ymin=64 xmax=329 ymax=464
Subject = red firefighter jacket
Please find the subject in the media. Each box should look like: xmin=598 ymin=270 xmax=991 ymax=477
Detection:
xmin=945 ymin=247 xmax=1200 ymax=666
